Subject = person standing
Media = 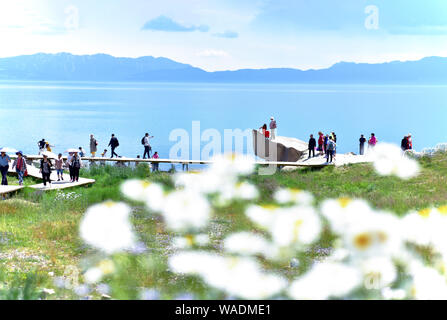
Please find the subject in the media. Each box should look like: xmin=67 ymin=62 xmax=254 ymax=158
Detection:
xmin=142 ymin=133 xmax=154 ymax=159
xmin=45 ymin=142 xmax=54 ymax=152
xmin=90 ymin=134 xmax=98 ymax=157
xmin=326 ymin=137 xmax=336 ymax=164
xmin=269 ymin=117 xmax=277 ymax=140
xmin=318 ymin=132 xmax=324 ymax=155
xmin=55 ymin=153 xmax=65 ymax=181
xmin=407 ymin=133 xmax=413 ymax=150
xmin=12 ymin=151 xmax=27 ymax=186
xmin=39 ymin=154 xmax=52 ymax=187
xmin=37 ymin=139 xmax=46 ymax=155
xmin=368 ymin=133 xmax=378 ymax=150
xmin=152 ymin=152 xmax=160 ymax=172
xmin=67 ymin=152 xmax=74 ymax=182
xmin=323 ymin=134 xmax=329 ymax=156
xmin=359 ymin=135 xmax=366 ymax=155
xmin=308 ymin=134 xmax=316 ymax=159
xmin=0 ymin=151 xmax=10 ymax=186
xmin=401 ymin=135 xmax=409 ymax=152
xmin=108 ymin=134 xmax=119 ymax=158
xmin=70 ymin=152 xmax=82 ymax=183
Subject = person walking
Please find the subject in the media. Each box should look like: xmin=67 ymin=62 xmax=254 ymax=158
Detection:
xmin=108 ymin=134 xmax=119 ymax=158
xmin=67 ymin=152 xmax=74 ymax=181
xmin=326 ymin=137 xmax=336 ymax=164
xmin=55 ymin=153 xmax=65 ymax=181
xmin=142 ymin=133 xmax=154 ymax=159
xmin=90 ymin=134 xmax=98 ymax=157
xmin=70 ymin=152 xmax=82 ymax=183
xmin=318 ymin=132 xmax=324 ymax=155
xmin=0 ymin=150 xmax=10 ymax=186
xmin=308 ymin=134 xmax=316 ymax=159
xmin=39 ymin=154 xmax=52 ymax=187
xmin=359 ymin=135 xmax=366 ymax=155
xmin=37 ymin=139 xmax=46 ymax=155
xmin=152 ymin=152 xmax=160 ymax=172
xmin=368 ymin=133 xmax=378 ymax=150
xmin=12 ymin=151 xmax=27 ymax=186
xmin=269 ymin=117 xmax=277 ymax=140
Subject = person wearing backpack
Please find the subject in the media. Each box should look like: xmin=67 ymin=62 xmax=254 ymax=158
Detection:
xmin=108 ymin=134 xmax=120 ymax=158
xmin=326 ymin=137 xmax=336 ymax=164
xmin=70 ymin=152 xmax=82 ymax=182
xmin=142 ymin=133 xmax=154 ymax=159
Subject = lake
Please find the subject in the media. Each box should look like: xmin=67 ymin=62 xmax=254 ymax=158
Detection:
xmin=0 ymin=81 xmax=446 ymax=167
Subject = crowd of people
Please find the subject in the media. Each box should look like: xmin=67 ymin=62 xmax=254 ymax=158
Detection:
xmin=0 ymin=132 xmax=162 ymax=187
xmin=307 ymin=132 xmax=338 ymax=163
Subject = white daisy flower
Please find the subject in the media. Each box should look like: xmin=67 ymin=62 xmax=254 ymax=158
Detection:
xmin=161 ymin=190 xmax=211 ymax=232
xmin=371 ymin=143 xmax=420 ymax=179
xmin=273 ymin=188 xmax=314 ymax=206
xmin=289 ymin=262 xmax=362 ymax=300
xmin=79 ymin=202 xmax=136 ymax=254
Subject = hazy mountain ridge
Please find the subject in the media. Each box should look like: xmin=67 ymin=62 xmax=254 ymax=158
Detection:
xmin=0 ymin=53 xmax=446 ymax=83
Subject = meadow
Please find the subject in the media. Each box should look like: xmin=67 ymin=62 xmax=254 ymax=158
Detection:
xmin=0 ymin=152 xmax=446 ymax=299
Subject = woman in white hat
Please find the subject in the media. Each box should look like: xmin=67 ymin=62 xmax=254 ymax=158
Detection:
xmin=12 ymin=151 xmax=27 ymax=186
xmin=0 ymin=149 xmax=10 ymax=185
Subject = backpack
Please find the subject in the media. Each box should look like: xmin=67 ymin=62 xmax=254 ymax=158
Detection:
xmin=141 ymin=137 xmax=145 ymax=145
xmin=73 ymin=157 xmax=81 ymax=168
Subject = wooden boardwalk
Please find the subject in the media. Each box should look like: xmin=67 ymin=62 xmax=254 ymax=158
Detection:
xmin=0 ymin=185 xmax=24 ymax=196
xmin=5 ymin=162 xmax=95 ymax=193
xmin=12 ymin=155 xmax=330 ymax=169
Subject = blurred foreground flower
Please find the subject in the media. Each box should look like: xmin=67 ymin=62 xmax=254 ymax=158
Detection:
xmin=79 ymin=202 xmax=136 ymax=254
xmin=371 ymin=143 xmax=420 ymax=179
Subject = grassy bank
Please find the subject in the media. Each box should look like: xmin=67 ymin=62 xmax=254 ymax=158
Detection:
xmin=0 ymin=153 xmax=445 ymax=298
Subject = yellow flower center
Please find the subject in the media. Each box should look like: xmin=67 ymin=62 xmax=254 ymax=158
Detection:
xmin=438 ymin=206 xmax=447 ymax=215
xmin=185 ymin=235 xmax=194 ymax=246
xmin=418 ymin=208 xmax=431 ymax=218
xmin=104 ymin=201 xmax=115 ymax=208
xmin=98 ymin=260 xmax=115 ymax=275
xmin=292 ymin=220 xmax=303 ymax=242
xmin=353 ymin=233 xmax=373 ymax=250
xmin=141 ymin=181 xmax=151 ymax=188
xmin=338 ymin=198 xmax=352 ymax=208
xmin=376 ymin=231 xmax=388 ymax=243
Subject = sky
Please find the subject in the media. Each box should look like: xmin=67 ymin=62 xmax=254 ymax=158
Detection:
xmin=0 ymin=0 xmax=447 ymax=71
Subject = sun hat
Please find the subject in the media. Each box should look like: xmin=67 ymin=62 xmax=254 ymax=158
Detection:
xmin=16 ymin=151 xmax=23 ymax=156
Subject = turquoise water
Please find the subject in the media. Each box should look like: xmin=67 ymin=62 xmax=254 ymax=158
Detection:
xmin=0 ymin=81 xmax=446 ymax=162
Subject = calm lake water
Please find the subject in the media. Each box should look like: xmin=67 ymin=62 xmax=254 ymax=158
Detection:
xmin=0 ymin=81 xmax=446 ymax=165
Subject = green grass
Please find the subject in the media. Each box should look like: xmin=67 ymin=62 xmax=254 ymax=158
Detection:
xmin=250 ymin=152 xmax=447 ymax=215
xmin=0 ymin=153 xmax=446 ymax=298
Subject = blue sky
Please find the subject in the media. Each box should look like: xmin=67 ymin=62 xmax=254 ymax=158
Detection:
xmin=0 ymin=0 xmax=446 ymax=71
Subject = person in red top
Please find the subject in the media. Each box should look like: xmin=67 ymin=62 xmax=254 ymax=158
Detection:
xmin=259 ymin=124 xmax=270 ymax=139
xmin=152 ymin=152 xmax=160 ymax=172
xmin=318 ymin=132 xmax=324 ymax=155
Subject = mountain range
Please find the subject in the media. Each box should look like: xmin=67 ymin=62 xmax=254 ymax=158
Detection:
xmin=0 ymin=52 xmax=446 ymax=83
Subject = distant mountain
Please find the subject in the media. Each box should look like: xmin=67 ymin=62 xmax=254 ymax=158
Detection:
xmin=0 ymin=53 xmax=446 ymax=83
